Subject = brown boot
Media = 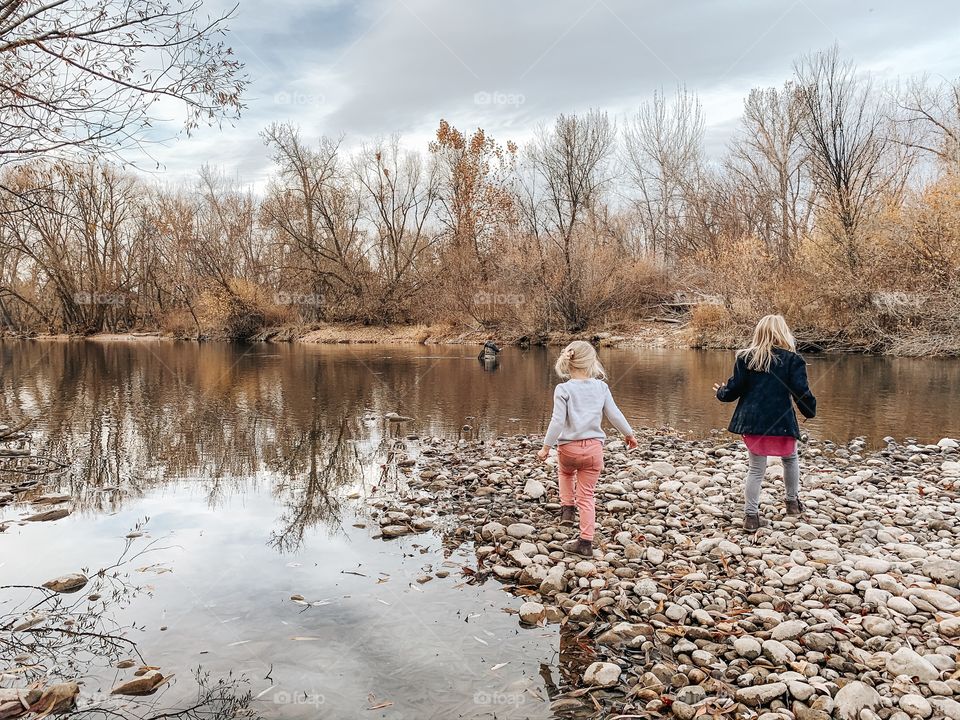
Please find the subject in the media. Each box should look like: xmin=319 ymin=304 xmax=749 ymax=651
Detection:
xmin=743 ymin=514 xmax=761 ymax=531
xmin=560 ymin=506 xmax=576 ymax=527
xmin=785 ymin=499 xmax=804 ymax=516
xmin=563 ymin=538 xmax=593 ymax=558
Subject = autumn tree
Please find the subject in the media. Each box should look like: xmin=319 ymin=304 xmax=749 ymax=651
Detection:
xmin=429 ymin=120 xmax=517 ymax=277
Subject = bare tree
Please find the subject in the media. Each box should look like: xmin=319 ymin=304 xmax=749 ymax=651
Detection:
xmin=727 ymin=82 xmax=813 ymax=263
xmin=0 ymin=160 xmax=147 ymax=332
xmin=354 ymin=136 xmax=440 ymax=322
xmin=623 ymin=87 xmax=704 ymax=260
xmin=0 ymin=0 xmax=247 ymax=164
xmin=261 ymin=123 xmax=366 ymax=317
xmin=794 ymin=46 xmax=906 ymax=272
xmin=895 ymin=76 xmax=960 ymax=171
xmin=523 ymin=110 xmax=615 ymax=330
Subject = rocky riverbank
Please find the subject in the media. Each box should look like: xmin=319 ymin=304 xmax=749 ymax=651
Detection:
xmin=372 ymin=430 xmax=960 ymax=719
xmin=11 ymin=320 xmax=692 ymax=350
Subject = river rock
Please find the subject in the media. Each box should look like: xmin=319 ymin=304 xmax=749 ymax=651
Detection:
xmin=762 ymin=639 xmax=795 ymax=664
xmin=771 ymin=619 xmax=807 ymax=640
xmin=25 ymin=507 xmax=71 ymax=522
xmin=481 ymin=521 xmax=506 ymax=540
xmin=834 ymin=681 xmax=882 ymax=720
xmin=923 ymin=559 xmax=960 ymax=587
xmin=379 ymin=524 xmax=411 ymax=538
xmin=862 ymin=616 xmax=896 ymax=637
xmin=736 ymin=682 xmax=787 ymax=707
xmin=734 ymin=636 xmax=762 ymax=660
xmin=782 ymin=565 xmax=814 ymax=585
xmin=111 ymin=670 xmax=169 ymax=696
xmin=523 ymin=479 xmax=545 ymax=499
xmin=887 ymin=647 xmax=940 ymax=683
xmin=42 ymin=573 xmax=88 ymax=593
xmin=939 ymin=617 xmax=960 ymax=638
xmin=930 ymin=697 xmax=960 ymax=720
xmin=907 ymin=588 xmax=960 ymax=612
xmin=583 ymin=662 xmax=621 ymax=687
xmin=899 ymin=694 xmax=932 ymax=718
xmin=506 ymin=522 xmax=536 ymax=539
xmin=519 ymin=601 xmax=545 ymax=624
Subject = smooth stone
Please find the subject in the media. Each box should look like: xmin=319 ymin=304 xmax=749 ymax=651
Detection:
xmin=734 ymin=636 xmax=762 ymax=660
xmin=583 ymin=661 xmax=621 ymax=687
xmin=930 ymin=697 xmax=960 ymax=720
xmin=506 ymin=523 xmax=536 ymax=539
xmin=42 ymin=573 xmax=88 ymax=594
xmin=523 ymin=479 xmax=546 ymax=499
xmin=887 ymin=647 xmax=940 ymax=683
xmin=735 ymin=682 xmax=787 ymax=707
xmin=782 ymin=566 xmax=815 ymax=585
xmin=899 ymin=694 xmax=932 ymax=718
xmin=772 ymin=619 xmax=807 ymax=641
xmin=862 ymin=616 xmax=896 ymax=637
xmin=762 ymin=639 xmax=795 ymax=664
xmin=834 ymin=681 xmax=883 ymax=720
xmin=519 ymin=601 xmax=545 ymax=624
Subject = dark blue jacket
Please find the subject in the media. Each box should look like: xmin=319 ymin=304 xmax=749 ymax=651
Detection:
xmin=716 ymin=348 xmax=816 ymax=438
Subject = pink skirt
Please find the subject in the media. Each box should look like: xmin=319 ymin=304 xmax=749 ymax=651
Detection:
xmin=743 ymin=434 xmax=797 ymax=457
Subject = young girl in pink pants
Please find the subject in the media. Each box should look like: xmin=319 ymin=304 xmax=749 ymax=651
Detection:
xmin=537 ymin=341 xmax=637 ymax=557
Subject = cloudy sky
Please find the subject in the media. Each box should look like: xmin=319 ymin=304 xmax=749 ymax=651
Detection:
xmin=134 ymin=0 xmax=960 ymax=188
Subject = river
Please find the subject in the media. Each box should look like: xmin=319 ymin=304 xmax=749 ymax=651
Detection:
xmin=1 ymin=340 xmax=958 ymax=719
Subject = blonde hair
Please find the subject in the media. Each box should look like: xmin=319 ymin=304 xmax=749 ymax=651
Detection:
xmin=554 ymin=340 xmax=606 ymax=380
xmin=738 ymin=314 xmax=796 ymax=372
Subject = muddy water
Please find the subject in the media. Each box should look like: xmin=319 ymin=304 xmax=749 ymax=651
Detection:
xmin=1 ymin=340 xmax=959 ymax=719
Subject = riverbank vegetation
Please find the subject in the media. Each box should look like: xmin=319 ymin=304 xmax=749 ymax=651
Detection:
xmin=1 ymin=46 xmax=959 ymax=354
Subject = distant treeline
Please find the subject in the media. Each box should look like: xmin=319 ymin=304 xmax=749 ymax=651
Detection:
xmin=1 ymin=46 xmax=959 ymax=354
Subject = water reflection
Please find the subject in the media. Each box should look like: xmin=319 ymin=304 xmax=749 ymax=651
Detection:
xmin=2 ymin=339 xmax=959 ymax=524
xmin=2 ymin=339 xmax=959 ymax=718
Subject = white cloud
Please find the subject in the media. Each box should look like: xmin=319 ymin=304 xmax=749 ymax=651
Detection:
xmin=127 ymin=0 xmax=960 ymax=188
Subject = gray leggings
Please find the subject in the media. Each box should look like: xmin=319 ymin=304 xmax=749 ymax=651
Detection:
xmin=745 ymin=451 xmax=799 ymax=514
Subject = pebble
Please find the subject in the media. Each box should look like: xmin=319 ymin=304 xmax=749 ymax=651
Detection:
xmin=887 ymin=647 xmax=940 ymax=683
xmin=834 ymin=681 xmax=882 ymax=720
xmin=518 ymin=601 xmax=545 ymax=624
xmin=583 ymin=661 xmax=621 ymax=687
xmin=387 ymin=433 xmax=960 ymax=717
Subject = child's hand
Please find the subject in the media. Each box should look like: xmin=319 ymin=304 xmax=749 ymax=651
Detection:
xmin=536 ymin=446 xmax=550 ymax=462
xmin=625 ymin=435 xmax=638 ymax=450
xmin=712 ymin=382 xmax=723 ymax=393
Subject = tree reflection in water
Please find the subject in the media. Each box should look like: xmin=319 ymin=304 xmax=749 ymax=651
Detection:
xmin=0 ymin=341 xmax=389 ymax=551
xmin=0 ymin=522 xmax=253 ymax=720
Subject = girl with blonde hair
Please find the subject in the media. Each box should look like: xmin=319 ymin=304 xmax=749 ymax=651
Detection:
xmin=714 ymin=315 xmax=817 ymax=530
xmin=537 ymin=341 xmax=637 ymax=557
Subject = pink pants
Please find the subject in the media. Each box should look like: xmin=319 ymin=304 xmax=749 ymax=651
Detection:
xmin=557 ymin=439 xmax=603 ymax=541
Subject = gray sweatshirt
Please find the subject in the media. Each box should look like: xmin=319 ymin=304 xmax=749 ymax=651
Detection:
xmin=543 ymin=378 xmax=634 ymax=447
